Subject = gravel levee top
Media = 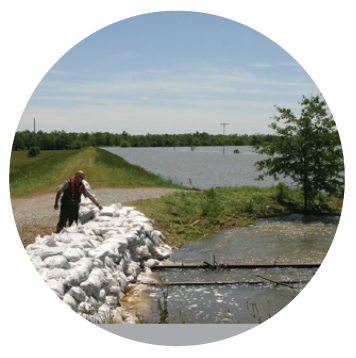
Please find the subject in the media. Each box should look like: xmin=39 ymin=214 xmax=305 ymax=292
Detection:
xmin=11 ymin=188 xmax=182 ymax=228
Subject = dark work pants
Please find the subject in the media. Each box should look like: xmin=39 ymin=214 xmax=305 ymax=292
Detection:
xmin=56 ymin=199 xmax=80 ymax=233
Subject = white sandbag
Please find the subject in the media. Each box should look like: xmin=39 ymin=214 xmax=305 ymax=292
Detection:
xmin=44 ymin=255 xmax=70 ymax=269
xmin=87 ymin=249 xmax=109 ymax=262
xmin=129 ymin=244 xmax=140 ymax=262
xmin=111 ymin=309 xmax=123 ymax=324
xmin=38 ymin=267 xmax=50 ymax=280
xmin=119 ymin=249 xmax=132 ymax=266
xmin=92 ymin=258 xmax=104 ymax=269
xmin=47 ymin=280 xmax=66 ymax=297
xmin=106 ymin=285 xmax=121 ymax=297
xmin=116 ymin=209 xmax=128 ymax=217
xmin=98 ymin=303 xmax=111 ymax=317
xmin=104 ymin=257 xmax=119 ymax=274
xmin=98 ymin=241 xmax=119 ymax=252
xmin=99 ymin=289 xmax=106 ymax=301
xmin=90 ymin=267 xmax=109 ymax=288
xmin=68 ymin=238 xmax=101 ymax=249
xmin=26 ymin=243 xmax=44 ymax=252
xmin=35 ymin=235 xmax=57 ymax=247
xmin=152 ymin=230 xmax=166 ymax=242
xmin=44 ymin=268 xmax=67 ymax=281
xmin=103 ymin=228 xmax=129 ymax=238
xmin=98 ymin=308 xmax=123 ymax=324
xmin=103 ymin=236 xmax=129 ymax=248
xmin=78 ymin=312 xmax=101 ymax=324
xmin=62 ymin=248 xmax=86 ymax=262
xmin=106 ymin=218 xmax=125 ymax=227
xmin=117 ymin=278 xmax=128 ymax=292
xmin=88 ymin=296 xmax=100 ymax=312
xmin=123 ymin=262 xmax=141 ymax=278
xmin=105 ymin=295 xmax=119 ymax=310
xmin=78 ymin=296 xmax=99 ymax=314
xmin=142 ymin=238 xmax=154 ymax=250
xmin=80 ymin=274 xmax=102 ymax=301
xmin=149 ymin=246 xmax=172 ymax=261
xmin=124 ymin=232 xmax=139 ymax=246
xmin=142 ymin=259 xmax=160 ymax=269
xmin=135 ymin=246 xmax=152 ymax=261
xmin=131 ymin=222 xmax=145 ymax=230
xmin=100 ymin=206 xmax=115 ymax=216
xmin=62 ymin=267 xmax=88 ymax=286
xmin=74 ymin=257 xmax=95 ymax=272
xmin=32 ymin=257 xmax=47 ymax=270
xmin=121 ymin=206 xmax=136 ymax=212
xmin=99 ymin=247 xmax=120 ymax=262
xmin=92 ymin=215 xmax=111 ymax=222
xmin=67 ymin=286 xmax=87 ymax=302
xmin=37 ymin=247 xmax=65 ymax=261
xmin=129 ymin=210 xmax=145 ymax=217
xmin=79 ymin=208 xmax=97 ymax=224
xmin=63 ymin=293 xmax=78 ymax=311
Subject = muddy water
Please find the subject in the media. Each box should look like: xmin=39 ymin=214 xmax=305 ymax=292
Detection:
xmin=132 ymin=215 xmax=339 ymax=324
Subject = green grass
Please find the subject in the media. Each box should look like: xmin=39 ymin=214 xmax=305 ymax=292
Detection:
xmin=10 ymin=147 xmax=185 ymax=198
xmin=126 ymin=184 xmax=343 ymax=247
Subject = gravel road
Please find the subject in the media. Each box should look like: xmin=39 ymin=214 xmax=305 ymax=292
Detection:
xmin=11 ymin=188 xmax=182 ymax=228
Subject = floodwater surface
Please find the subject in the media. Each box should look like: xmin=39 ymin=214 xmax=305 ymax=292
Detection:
xmin=131 ymin=215 xmax=339 ymax=324
xmin=104 ymin=146 xmax=295 ymax=189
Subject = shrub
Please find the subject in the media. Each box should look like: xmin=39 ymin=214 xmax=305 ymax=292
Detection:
xmin=275 ymin=182 xmax=291 ymax=204
xmin=27 ymin=146 xmax=41 ymax=157
xmin=200 ymin=189 xmax=222 ymax=218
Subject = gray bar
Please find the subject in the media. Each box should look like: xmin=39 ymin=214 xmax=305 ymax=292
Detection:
xmin=98 ymin=324 xmax=257 ymax=346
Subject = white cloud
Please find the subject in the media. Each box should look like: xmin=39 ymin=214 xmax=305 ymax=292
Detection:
xmin=248 ymin=63 xmax=272 ymax=68
xmin=20 ymin=63 xmax=318 ymax=134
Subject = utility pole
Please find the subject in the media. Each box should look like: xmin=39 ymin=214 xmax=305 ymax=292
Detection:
xmin=220 ymin=122 xmax=229 ymax=154
xmin=34 ymin=118 xmax=36 ymax=147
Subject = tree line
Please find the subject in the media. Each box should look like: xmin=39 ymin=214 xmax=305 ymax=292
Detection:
xmin=12 ymin=130 xmax=278 ymax=151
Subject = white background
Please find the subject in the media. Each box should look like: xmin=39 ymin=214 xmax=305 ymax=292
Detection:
xmin=1 ymin=0 xmax=355 ymax=356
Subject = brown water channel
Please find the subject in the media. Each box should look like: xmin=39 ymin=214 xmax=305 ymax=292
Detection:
xmin=134 ymin=214 xmax=339 ymax=324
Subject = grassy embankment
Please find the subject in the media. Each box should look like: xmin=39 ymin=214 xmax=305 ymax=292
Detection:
xmin=126 ymin=184 xmax=343 ymax=247
xmin=10 ymin=147 xmax=183 ymax=198
xmin=10 ymin=147 xmax=185 ymax=245
xmin=10 ymin=147 xmax=343 ymax=248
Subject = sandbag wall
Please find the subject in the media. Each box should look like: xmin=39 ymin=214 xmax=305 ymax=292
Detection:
xmin=25 ymin=197 xmax=173 ymax=324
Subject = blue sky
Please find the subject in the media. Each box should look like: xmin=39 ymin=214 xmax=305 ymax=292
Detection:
xmin=18 ymin=11 xmax=320 ymax=135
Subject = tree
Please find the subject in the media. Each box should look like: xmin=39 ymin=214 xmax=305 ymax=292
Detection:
xmin=254 ymin=94 xmax=344 ymax=212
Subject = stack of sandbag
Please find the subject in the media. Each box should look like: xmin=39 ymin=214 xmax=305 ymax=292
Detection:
xmin=25 ymin=197 xmax=172 ymax=324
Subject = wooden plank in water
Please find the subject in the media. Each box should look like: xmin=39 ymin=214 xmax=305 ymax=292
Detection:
xmin=137 ymin=280 xmax=310 ymax=286
xmin=151 ymin=263 xmax=320 ymax=270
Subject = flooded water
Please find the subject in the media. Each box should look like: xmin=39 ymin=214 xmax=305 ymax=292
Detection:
xmin=104 ymin=146 xmax=295 ymax=189
xmin=130 ymin=215 xmax=339 ymax=324
xmin=107 ymin=146 xmax=340 ymax=323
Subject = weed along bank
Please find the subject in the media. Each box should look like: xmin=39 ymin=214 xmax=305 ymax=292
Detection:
xmin=26 ymin=197 xmax=173 ymax=324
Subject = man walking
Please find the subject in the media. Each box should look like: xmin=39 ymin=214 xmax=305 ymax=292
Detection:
xmin=54 ymin=170 xmax=103 ymax=233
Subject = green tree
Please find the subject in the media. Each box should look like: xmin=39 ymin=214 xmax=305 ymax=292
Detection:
xmin=254 ymin=94 xmax=344 ymax=212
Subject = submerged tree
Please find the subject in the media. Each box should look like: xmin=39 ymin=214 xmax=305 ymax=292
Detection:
xmin=254 ymin=94 xmax=344 ymax=212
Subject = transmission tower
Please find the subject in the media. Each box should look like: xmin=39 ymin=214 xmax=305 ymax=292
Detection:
xmin=220 ymin=122 xmax=229 ymax=154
